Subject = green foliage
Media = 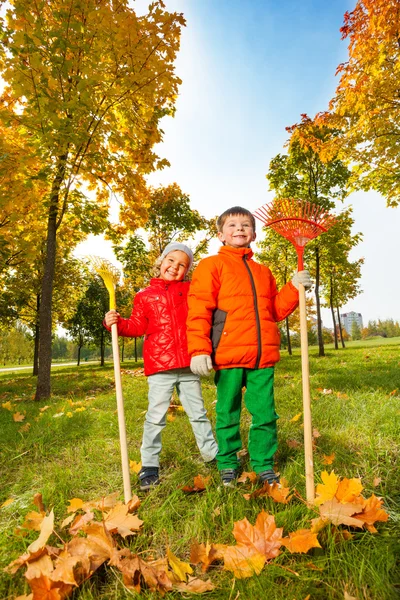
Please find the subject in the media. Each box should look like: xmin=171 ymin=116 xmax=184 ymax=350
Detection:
xmin=351 ymin=320 xmax=362 ymax=340
xmin=0 ymin=323 xmax=33 ymax=365
xmin=365 ymin=319 xmax=400 ymax=339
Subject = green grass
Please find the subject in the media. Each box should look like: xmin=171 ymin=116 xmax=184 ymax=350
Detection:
xmin=1 ymin=342 xmax=399 ymax=599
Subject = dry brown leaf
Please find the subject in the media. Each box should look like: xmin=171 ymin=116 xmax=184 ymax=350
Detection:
xmin=67 ymin=523 xmax=114 ymax=574
xmin=319 ymin=498 xmax=364 ymax=528
xmin=322 ymin=453 xmax=335 ymax=465
xmin=66 ymin=498 xmax=84 ymax=514
xmin=312 ymin=428 xmax=321 ymax=438
xmin=353 ymin=494 xmax=389 ymax=531
xmin=286 ymin=439 xmax=302 ymax=449
xmin=166 ymin=548 xmax=193 ymax=581
xmin=117 ymin=555 xmax=173 ymax=595
xmin=2 ymin=401 xmax=13 ymax=411
xmin=28 ymin=511 xmax=54 ymax=553
xmin=237 ymin=471 xmax=257 ymax=484
xmin=26 ymin=574 xmax=73 ymax=599
xmin=281 ymin=529 xmax=321 ymax=553
xmin=223 ymin=545 xmax=265 ymax=579
xmin=243 ymin=481 xmax=292 ymax=504
xmin=15 ymin=595 xmax=33 ymax=600
xmin=83 ymin=492 xmax=119 ymax=512
xmin=68 ymin=511 xmax=94 ymax=535
xmin=19 ymin=423 xmax=31 ymax=432
xmin=21 ymin=511 xmax=45 ymax=532
xmin=34 ymin=493 xmax=46 ymax=513
xmin=310 ymin=517 xmax=329 ymax=534
xmin=104 ymin=502 xmax=143 ymax=537
xmin=126 ymin=495 xmax=141 ymax=513
xmin=174 ymin=575 xmax=215 ymax=593
xmin=180 ymin=475 xmax=210 ymax=493
xmin=373 ymin=477 xmax=382 ymax=487
xmin=60 ymin=515 xmax=75 ymax=529
xmin=190 ymin=540 xmax=221 ymax=572
xmin=315 ymin=471 xmax=339 ymax=505
xmin=13 ymin=411 xmax=25 ymax=422
xmin=232 ymin=510 xmax=283 ymax=560
xmin=24 ymin=555 xmax=54 ymax=580
xmin=50 ymin=550 xmax=82 ymax=586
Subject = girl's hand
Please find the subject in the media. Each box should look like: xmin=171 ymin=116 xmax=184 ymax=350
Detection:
xmin=105 ymin=310 xmax=120 ymax=327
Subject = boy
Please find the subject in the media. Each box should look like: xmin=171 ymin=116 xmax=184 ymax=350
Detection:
xmin=187 ymin=206 xmax=311 ymax=487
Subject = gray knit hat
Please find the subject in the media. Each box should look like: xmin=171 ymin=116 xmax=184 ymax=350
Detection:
xmin=160 ymin=242 xmax=194 ymax=270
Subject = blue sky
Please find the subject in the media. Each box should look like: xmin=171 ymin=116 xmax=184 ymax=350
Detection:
xmin=79 ymin=0 xmax=400 ymax=327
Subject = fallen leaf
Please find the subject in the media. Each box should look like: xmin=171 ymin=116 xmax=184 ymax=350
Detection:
xmin=312 ymin=428 xmax=321 ymax=438
xmin=21 ymin=511 xmax=45 ymax=532
xmin=1 ymin=498 xmax=14 ymax=508
xmin=319 ymin=498 xmax=364 ymax=528
xmin=232 ymin=510 xmax=283 ymax=560
xmin=126 ymin=495 xmax=141 ymax=513
xmin=180 ymin=475 xmax=210 ymax=493
xmin=83 ymin=492 xmax=119 ymax=512
xmin=344 ymin=589 xmax=359 ymax=600
xmin=2 ymin=401 xmax=13 ymax=411
xmin=129 ymin=460 xmax=142 ymax=474
xmin=290 ymin=413 xmax=302 ymax=423
xmin=26 ymin=574 xmax=73 ymax=599
xmin=353 ymin=494 xmax=389 ymax=531
xmin=28 ymin=510 xmax=54 ymax=553
xmin=336 ymin=478 xmax=363 ymax=504
xmin=315 ymin=471 xmax=339 ymax=505
xmin=13 ymin=412 xmax=25 ymax=422
xmin=34 ymin=494 xmax=45 ymax=513
xmin=223 ymin=544 xmax=265 ymax=579
xmin=237 ymin=471 xmax=257 ymax=484
xmin=174 ymin=575 xmax=215 ymax=593
xmin=50 ymin=550 xmax=82 ymax=586
xmin=286 ymin=439 xmax=302 ymax=449
xmin=389 ymin=389 xmax=397 ymax=397
xmin=67 ymin=498 xmax=84 ymax=513
xmin=190 ymin=540 xmax=221 ymax=572
xmin=69 ymin=511 xmax=94 ymax=535
xmin=281 ymin=529 xmax=321 ymax=553
xmin=322 ymin=453 xmax=335 ymax=465
xmin=167 ymin=548 xmax=193 ymax=581
xmin=117 ymin=554 xmax=172 ymax=594
xmin=40 ymin=406 xmax=51 ymax=413
xmin=60 ymin=515 xmax=75 ymax=529
xmin=104 ymin=502 xmax=143 ymax=537
xmin=319 ymin=388 xmax=332 ymax=395
xmin=373 ymin=477 xmax=382 ymax=487
xmin=243 ymin=481 xmax=292 ymax=504
xmin=25 ymin=555 xmax=54 ymax=580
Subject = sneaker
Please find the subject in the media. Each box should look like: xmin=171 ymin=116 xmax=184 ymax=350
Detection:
xmin=258 ymin=469 xmax=280 ymax=485
xmin=138 ymin=467 xmax=160 ymax=491
xmin=220 ymin=469 xmax=239 ymax=488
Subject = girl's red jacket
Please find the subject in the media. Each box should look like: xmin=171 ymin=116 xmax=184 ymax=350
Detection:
xmin=105 ymin=278 xmax=191 ymax=376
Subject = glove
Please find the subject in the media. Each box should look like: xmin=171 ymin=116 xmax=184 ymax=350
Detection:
xmin=190 ymin=355 xmax=213 ymax=377
xmin=291 ymin=270 xmax=312 ymax=291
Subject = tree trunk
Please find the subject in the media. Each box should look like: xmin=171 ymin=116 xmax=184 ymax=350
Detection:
xmin=314 ymin=246 xmax=325 ymax=357
xmin=35 ymin=155 xmax=68 ymax=400
xmin=100 ymin=328 xmax=105 ymax=366
xmin=337 ymin=306 xmax=345 ymax=348
xmin=330 ymin=276 xmax=338 ymax=350
xmin=33 ymin=295 xmax=40 ymax=376
xmin=134 ymin=337 xmax=137 ymax=362
xmin=285 ymin=317 xmax=292 ymax=355
xmin=77 ymin=345 xmax=81 ymax=366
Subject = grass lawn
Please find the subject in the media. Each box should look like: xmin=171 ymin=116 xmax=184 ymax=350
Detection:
xmin=0 ymin=341 xmax=399 ymax=599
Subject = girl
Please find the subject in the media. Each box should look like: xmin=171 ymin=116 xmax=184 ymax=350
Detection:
xmin=104 ymin=242 xmax=218 ymax=491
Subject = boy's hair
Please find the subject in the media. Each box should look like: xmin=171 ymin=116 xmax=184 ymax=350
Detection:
xmin=216 ymin=206 xmax=256 ymax=232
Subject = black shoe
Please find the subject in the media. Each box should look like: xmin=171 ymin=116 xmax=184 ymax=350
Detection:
xmin=138 ymin=467 xmax=160 ymax=491
xmin=220 ymin=469 xmax=239 ymax=488
xmin=258 ymin=469 xmax=280 ymax=485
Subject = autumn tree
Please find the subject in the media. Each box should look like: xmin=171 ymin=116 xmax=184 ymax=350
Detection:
xmin=315 ymin=0 xmax=400 ymax=207
xmin=267 ymin=115 xmax=351 ymax=357
xmin=0 ymin=0 xmax=185 ymax=399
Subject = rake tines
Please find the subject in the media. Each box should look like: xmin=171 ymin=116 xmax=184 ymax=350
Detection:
xmin=253 ymin=198 xmax=336 ymax=269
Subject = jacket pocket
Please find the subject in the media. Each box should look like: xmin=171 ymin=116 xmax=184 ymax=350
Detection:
xmin=211 ymin=309 xmax=228 ymax=352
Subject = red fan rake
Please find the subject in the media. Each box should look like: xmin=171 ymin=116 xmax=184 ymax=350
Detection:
xmin=253 ymin=198 xmax=336 ymax=270
xmin=254 ymin=198 xmax=336 ymax=504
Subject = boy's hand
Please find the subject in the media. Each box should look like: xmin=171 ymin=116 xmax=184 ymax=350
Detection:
xmin=105 ymin=310 xmax=120 ymax=327
xmin=190 ymin=355 xmax=213 ymax=377
xmin=291 ymin=270 xmax=312 ymax=291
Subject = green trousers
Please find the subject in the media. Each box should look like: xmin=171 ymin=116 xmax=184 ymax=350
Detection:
xmin=214 ymin=367 xmax=278 ymax=473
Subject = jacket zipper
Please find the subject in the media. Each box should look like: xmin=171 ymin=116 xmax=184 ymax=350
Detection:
xmin=165 ymin=283 xmax=184 ymax=367
xmin=242 ymin=254 xmax=261 ymax=369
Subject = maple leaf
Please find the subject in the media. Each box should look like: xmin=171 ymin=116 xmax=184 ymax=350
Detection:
xmin=243 ymin=481 xmax=292 ymax=504
xmin=223 ymin=545 xmax=265 ymax=579
xmin=69 ymin=511 xmax=94 ymax=535
xmin=67 ymin=523 xmax=115 ymax=574
xmin=26 ymin=574 xmax=73 ymax=600
xmin=13 ymin=411 xmax=25 ymax=422
xmin=67 ymin=498 xmax=84 ymax=514
xmin=315 ymin=471 xmax=339 ymax=505
xmin=322 ymin=453 xmax=335 ymax=465
xmin=129 ymin=460 xmax=142 ymax=474
xmin=174 ymin=575 xmax=215 ymax=593
xmin=167 ymin=548 xmax=193 ymax=581
xmin=353 ymin=494 xmax=389 ymax=532
xmin=24 ymin=555 xmax=54 ymax=580
xmin=126 ymin=495 xmax=141 ymax=513
xmin=117 ymin=555 xmax=173 ymax=595
xmin=281 ymin=529 xmax=321 ymax=553
xmin=34 ymin=493 xmax=46 ymax=513
xmin=19 ymin=422 xmax=31 ymax=432
xmin=237 ymin=471 xmax=257 ymax=484
xmin=50 ymin=550 xmax=82 ymax=586
xmin=373 ymin=477 xmax=382 ymax=487
xmin=104 ymin=502 xmax=143 ymax=537
xmin=290 ymin=412 xmax=302 ymax=422
xmin=335 ymin=478 xmax=363 ymax=504
xmin=28 ymin=511 xmax=54 ymax=553
xmin=82 ymin=492 xmax=119 ymax=513
xmin=319 ymin=498 xmax=364 ymax=528
xmin=2 ymin=401 xmax=13 ymax=411
xmin=286 ymin=439 xmax=302 ymax=449
xmin=21 ymin=510 xmax=45 ymax=531
xmin=190 ymin=540 xmax=221 ymax=572
xmin=180 ymin=475 xmax=210 ymax=493
xmin=232 ymin=510 xmax=283 ymax=560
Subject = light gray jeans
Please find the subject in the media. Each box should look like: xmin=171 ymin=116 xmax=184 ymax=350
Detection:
xmin=141 ymin=368 xmax=218 ymax=467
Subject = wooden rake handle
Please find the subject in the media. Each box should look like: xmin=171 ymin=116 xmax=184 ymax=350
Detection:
xmin=111 ymin=323 xmax=132 ymax=503
xmin=298 ymin=282 xmax=315 ymax=503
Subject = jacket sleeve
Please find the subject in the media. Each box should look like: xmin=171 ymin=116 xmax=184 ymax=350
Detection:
xmin=187 ymin=258 xmax=220 ymax=357
xmin=104 ymin=292 xmax=148 ymax=338
xmin=270 ymin=275 xmax=299 ymax=322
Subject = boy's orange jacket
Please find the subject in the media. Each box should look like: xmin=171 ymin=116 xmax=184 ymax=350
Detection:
xmin=187 ymin=246 xmax=299 ymax=370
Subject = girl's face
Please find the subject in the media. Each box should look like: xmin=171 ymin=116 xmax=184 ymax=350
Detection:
xmin=160 ymin=250 xmax=190 ymax=282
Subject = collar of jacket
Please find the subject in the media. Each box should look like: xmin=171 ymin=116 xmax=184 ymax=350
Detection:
xmin=149 ymin=278 xmax=186 ymax=287
xmin=218 ymin=245 xmax=254 ymax=260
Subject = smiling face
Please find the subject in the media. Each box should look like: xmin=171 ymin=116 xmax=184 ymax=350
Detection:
xmin=159 ymin=250 xmax=190 ymax=282
xmin=217 ymin=213 xmax=256 ymax=248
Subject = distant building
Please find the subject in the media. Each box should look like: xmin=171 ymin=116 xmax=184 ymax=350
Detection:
xmin=340 ymin=311 xmax=363 ymax=334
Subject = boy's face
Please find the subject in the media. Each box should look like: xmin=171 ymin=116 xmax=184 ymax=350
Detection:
xmin=217 ymin=214 xmax=256 ymax=248
xmin=160 ymin=250 xmax=189 ymax=282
